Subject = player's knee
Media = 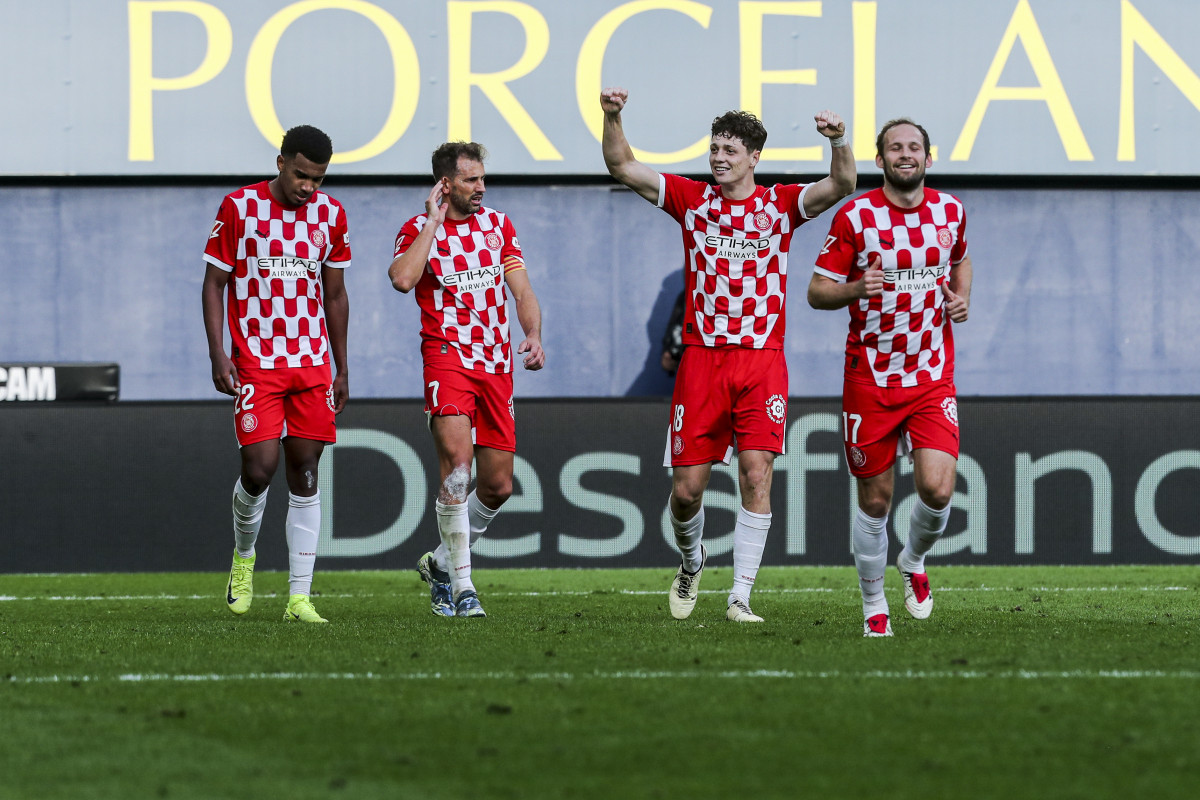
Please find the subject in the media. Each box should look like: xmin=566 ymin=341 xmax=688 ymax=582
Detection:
xmin=917 ymin=484 xmax=953 ymax=511
xmin=857 ymin=492 xmax=891 ymax=519
xmin=671 ymin=482 xmax=704 ymax=511
xmin=439 ymin=464 xmax=472 ymax=503
xmin=478 ymin=477 xmax=512 ymax=507
xmin=241 ymin=463 xmax=275 ymax=492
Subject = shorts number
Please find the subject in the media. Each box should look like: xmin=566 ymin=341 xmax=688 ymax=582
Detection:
xmin=673 ymin=404 xmax=685 ymax=432
xmin=235 ymin=384 xmax=255 ymax=414
xmin=843 ymin=412 xmax=862 ymax=444
xmin=427 ymin=380 xmax=440 ymax=407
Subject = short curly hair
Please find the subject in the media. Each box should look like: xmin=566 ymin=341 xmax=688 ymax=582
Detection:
xmin=876 ymin=118 xmax=930 ymax=159
xmin=710 ymin=110 xmax=768 ymax=153
xmin=432 ymin=141 xmax=488 ymax=180
xmin=280 ymin=125 xmax=333 ymax=164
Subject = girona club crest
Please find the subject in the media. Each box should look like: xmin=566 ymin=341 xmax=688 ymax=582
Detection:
xmin=849 ymin=446 xmax=866 ymax=468
xmin=765 ymin=394 xmax=787 ymax=425
xmin=937 ymin=228 xmax=954 ymax=249
xmin=485 ymin=232 xmax=503 ymax=250
xmin=941 ymin=396 xmax=959 ymax=427
xmin=310 ymin=228 xmax=326 ymax=249
xmin=673 ymin=435 xmax=684 ymax=456
xmin=240 ymin=413 xmax=258 ymax=433
xmin=753 ymin=212 xmax=772 ymax=232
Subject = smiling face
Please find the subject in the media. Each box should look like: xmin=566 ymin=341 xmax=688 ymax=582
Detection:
xmin=444 ymin=156 xmax=485 ymax=218
xmin=876 ymin=123 xmax=930 ymax=192
xmin=708 ymin=134 xmax=759 ymax=191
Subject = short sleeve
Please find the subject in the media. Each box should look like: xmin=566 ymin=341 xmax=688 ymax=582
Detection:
xmin=660 ymin=173 xmax=707 ymax=223
xmin=393 ymin=216 xmax=425 ymax=258
xmin=500 ymin=215 xmax=525 ymax=274
xmin=327 ymin=203 xmax=351 ymax=267
xmin=813 ymin=207 xmax=858 ymax=283
xmin=951 ymin=206 xmax=968 ymax=264
xmin=202 ymin=196 xmax=239 ymax=272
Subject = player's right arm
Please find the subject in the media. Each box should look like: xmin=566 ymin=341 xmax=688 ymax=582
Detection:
xmin=808 ymin=212 xmax=884 ymax=310
xmin=389 ymin=181 xmax=447 ymax=293
xmin=807 ymin=263 xmax=884 ymax=310
xmin=600 ymin=87 xmax=661 ymax=205
xmin=201 ymin=263 xmax=237 ymax=396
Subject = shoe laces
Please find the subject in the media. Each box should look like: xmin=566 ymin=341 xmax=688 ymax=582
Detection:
xmin=676 ymin=571 xmax=696 ymax=596
xmin=230 ymin=563 xmax=252 ymax=592
xmin=730 ymin=599 xmax=752 ymax=615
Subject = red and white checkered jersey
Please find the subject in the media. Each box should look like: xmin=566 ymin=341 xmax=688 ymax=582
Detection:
xmin=203 ymin=181 xmax=351 ymax=369
xmin=814 ymin=187 xmax=968 ymax=388
xmin=658 ymin=174 xmax=812 ymax=349
xmin=393 ymin=207 xmax=525 ymax=373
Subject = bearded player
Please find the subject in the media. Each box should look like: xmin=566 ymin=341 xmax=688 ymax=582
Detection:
xmin=389 ymin=142 xmax=545 ymax=618
xmin=601 ymin=87 xmax=856 ymax=623
xmin=202 ymin=125 xmax=351 ymax=624
xmin=808 ymin=118 xmax=973 ymax=637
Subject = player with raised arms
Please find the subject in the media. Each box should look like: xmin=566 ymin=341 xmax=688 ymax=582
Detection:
xmin=601 ymin=87 xmax=856 ymax=622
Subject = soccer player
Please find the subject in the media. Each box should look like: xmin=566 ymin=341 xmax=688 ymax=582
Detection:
xmin=201 ymin=125 xmax=351 ymax=624
xmin=600 ymin=87 xmax=856 ymax=622
xmin=808 ymin=118 xmax=972 ymax=637
xmin=389 ymin=142 xmax=545 ymax=619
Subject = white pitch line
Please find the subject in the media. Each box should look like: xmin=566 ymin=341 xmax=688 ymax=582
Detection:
xmin=0 ymin=586 xmax=1191 ymax=602
xmin=7 ymin=668 xmax=1200 ymax=685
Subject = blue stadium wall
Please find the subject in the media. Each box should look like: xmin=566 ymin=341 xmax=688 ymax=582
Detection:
xmin=2 ymin=181 xmax=1199 ymax=401
xmin=2 ymin=180 xmax=1199 ymax=571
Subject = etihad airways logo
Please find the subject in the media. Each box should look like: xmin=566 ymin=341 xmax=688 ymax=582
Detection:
xmin=704 ymin=234 xmax=769 ymax=261
xmin=884 ymin=266 xmax=942 ymax=294
xmin=255 ymin=256 xmax=321 ymax=279
xmin=441 ymin=264 xmax=502 ymax=293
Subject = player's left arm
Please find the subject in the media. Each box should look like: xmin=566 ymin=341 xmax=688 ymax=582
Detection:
xmin=506 ymin=268 xmax=545 ymax=371
xmin=942 ymin=254 xmax=972 ymax=323
xmin=322 ymin=264 xmax=350 ymax=412
xmin=802 ymin=110 xmax=857 ymax=218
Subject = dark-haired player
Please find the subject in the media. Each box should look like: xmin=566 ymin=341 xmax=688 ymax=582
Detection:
xmin=600 ymin=87 xmax=855 ymax=622
xmin=389 ymin=142 xmax=545 ymax=619
xmin=809 ymin=118 xmax=972 ymax=637
xmin=202 ymin=124 xmax=351 ymax=624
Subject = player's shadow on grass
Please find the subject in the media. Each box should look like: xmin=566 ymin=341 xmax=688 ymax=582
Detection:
xmin=625 ymin=267 xmax=685 ymax=397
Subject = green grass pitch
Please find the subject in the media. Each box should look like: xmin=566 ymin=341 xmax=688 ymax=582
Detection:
xmin=2 ymin=565 xmax=1197 ymax=799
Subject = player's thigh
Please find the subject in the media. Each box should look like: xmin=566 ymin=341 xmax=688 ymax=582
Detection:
xmin=423 ymin=363 xmax=478 ymax=420
xmin=666 ymin=348 xmax=734 ymax=467
xmin=842 ymin=380 xmax=904 ymax=479
xmin=472 ymin=372 xmax=516 ymax=453
xmin=280 ymin=364 xmax=336 ymax=443
xmin=904 ymin=381 xmax=960 ymax=460
xmin=729 ymin=349 xmax=789 ymax=455
xmin=474 ymin=446 xmax=514 ymax=502
xmin=233 ymin=365 xmax=287 ymax=446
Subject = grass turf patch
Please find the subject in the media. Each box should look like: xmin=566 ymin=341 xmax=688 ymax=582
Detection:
xmin=1 ymin=565 xmax=1197 ymax=799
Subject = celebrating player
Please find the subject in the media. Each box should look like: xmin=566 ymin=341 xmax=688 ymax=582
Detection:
xmin=389 ymin=142 xmax=545 ymax=619
xmin=808 ymin=118 xmax=973 ymax=637
xmin=202 ymin=125 xmax=351 ymax=624
xmin=600 ymin=87 xmax=856 ymax=622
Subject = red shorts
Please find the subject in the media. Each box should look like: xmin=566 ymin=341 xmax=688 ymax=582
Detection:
xmin=842 ymin=377 xmax=959 ymax=478
xmin=423 ymin=361 xmax=515 ymax=452
xmin=664 ymin=347 xmax=789 ymax=467
xmin=234 ymin=363 xmax=336 ymax=447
